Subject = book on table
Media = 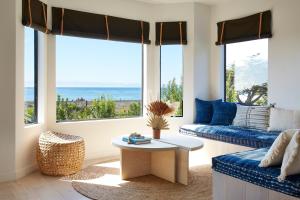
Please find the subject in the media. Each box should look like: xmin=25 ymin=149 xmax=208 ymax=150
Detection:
xmin=122 ymin=136 xmax=151 ymax=144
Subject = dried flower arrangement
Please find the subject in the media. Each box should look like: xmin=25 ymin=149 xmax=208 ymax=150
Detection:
xmin=146 ymin=101 xmax=174 ymax=139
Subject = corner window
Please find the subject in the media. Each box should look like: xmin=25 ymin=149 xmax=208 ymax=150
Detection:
xmin=56 ymin=36 xmax=143 ymax=122
xmin=225 ymin=39 xmax=268 ymax=105
xmin=24 ymin=27 xmax=38 ymax=124
xmin=160 ymin=45 xmax=183 ymax=116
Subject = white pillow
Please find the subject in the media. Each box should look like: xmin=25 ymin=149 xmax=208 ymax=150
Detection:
xmin=259 ymin=129 xmax=296 ymax=167
xmin=278 ymin=130 xmax=300 ymax=181
xmin=268 ymin=108 xmax=300 ymax=131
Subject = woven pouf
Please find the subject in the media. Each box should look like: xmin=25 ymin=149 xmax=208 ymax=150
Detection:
xmin=37 ymin=131 xmax=85 ymax=176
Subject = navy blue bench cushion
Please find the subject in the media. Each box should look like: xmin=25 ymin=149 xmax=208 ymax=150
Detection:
xmin=179 ymin=124 xmax=280 ymax=148
xmin=212 ymin=148 xmax=300 ymax=198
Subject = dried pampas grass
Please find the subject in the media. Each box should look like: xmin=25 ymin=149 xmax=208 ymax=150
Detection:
xmin=146 ymin=101 xmax=174 ymax=130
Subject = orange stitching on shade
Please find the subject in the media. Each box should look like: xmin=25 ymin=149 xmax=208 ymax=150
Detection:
xmin=220 ymin=21 xmax=225 ymax=44
xmin=60 ymin=8 xmax=64 ymax=35
xmin=160 ymin=22 xmax=163 ymax=46
xmin=42 ymin=3 xmax=48 ymax=33
xmin=140 ymin=21 xmax=144 ymax=44
xmin=258 ymin=12 xmax=263 ymax=38
xmin=179 ymin=22 xmax=183 ymax=45
xmin=28 ymin=0 xmax=32 ymax=27
xmin=105 ymin=15 xmax=110 ymax=40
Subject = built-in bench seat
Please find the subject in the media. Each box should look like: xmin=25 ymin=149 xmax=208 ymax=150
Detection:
xmin=212 ymin=148 xmax=300 ymax=198
xmin=180 ymin=124 xmax=280 ymax=149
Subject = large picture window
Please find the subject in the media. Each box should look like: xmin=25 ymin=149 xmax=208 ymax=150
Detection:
xmin=225 ymin=39 xmax=268 ymax=105
xmin=160 ymin=45 xmax=183 ymax=116
xmin=24 ymin=27 xmax=38 ymax=124
xmin=56 ymin=36 xmax=143 ymax=121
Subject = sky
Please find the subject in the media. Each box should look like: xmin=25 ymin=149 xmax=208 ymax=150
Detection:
xmin=226 ymin=39 xmax=268 ymax=91
xmin=24 ymin=27 xmax=35 ymax=87
xmin=161 ymin=45 xmax=183 ymax=86
xmin=226 ymin=39 xmax=268 ymax=66
xmin=24 ymin=27 xmax=183 ymax=88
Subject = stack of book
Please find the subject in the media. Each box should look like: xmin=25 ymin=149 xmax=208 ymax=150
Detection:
xmin=122 ymin=134 xmax=151 ymax=145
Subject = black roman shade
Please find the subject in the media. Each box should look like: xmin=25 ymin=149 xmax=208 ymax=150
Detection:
xmin=155 ymin=21 xmax=187 ymax=45
xmin=52 ymin=7 xmax=150 ymax=44
xmin=215 ymin=10 xmax=272 ymax=45
xmin=22 ymin=0 xmax=49 ymax=33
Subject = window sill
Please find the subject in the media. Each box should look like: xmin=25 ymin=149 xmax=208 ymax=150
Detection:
xmin=24 ymin=123 xmax=41 ymax=129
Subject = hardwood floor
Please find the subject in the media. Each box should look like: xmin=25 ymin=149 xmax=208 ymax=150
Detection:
xmin=0 ymin=158 xmax=118 ymax=200
xmin=0 ymin=151 xmax=207 ymax=200
xmin=0 ymin=170 xmax=90 ymax=200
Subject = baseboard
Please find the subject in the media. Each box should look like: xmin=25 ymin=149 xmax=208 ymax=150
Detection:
xmin=83 ymin=155 xmax=120 ymax=168
xmin=15 ymin=163 xmax=38 ymax=180
xmin=0 ymin=155 xmax=119 ymax=183
xmin=0 ymin=170 xmax=17 ymax=183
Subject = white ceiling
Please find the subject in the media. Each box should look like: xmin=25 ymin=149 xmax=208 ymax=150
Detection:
xmin=136 ymin=0 xmax=236 ymax=6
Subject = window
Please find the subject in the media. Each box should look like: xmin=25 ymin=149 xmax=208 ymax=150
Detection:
xmin=225 ymin=39 xmax=268 ymax=105
xmin=24 ymin=27 xmax=38 ymax=124
xmin=56 ymin=36 xmax=143 ymax=121
xmin=160 ymin=45 xmax=183 ymax=116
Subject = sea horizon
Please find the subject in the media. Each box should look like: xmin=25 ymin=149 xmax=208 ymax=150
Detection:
xmin=25 ymin=86 xmax=142 ymax=101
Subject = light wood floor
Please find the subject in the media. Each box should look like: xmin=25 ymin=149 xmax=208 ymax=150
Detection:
xmin=0 ymin=150 xmax=208 ymax=200
xmin=0 ymin=170 xmax=90 ymax=200
xmin=0 ymin=158 xmax=117 ymax=200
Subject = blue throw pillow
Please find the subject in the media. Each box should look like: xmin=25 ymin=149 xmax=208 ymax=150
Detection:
xmin=195 ymin=99 xmax=222 ymax=124
xmin=210 ymin=101 xmax=237 ymax=125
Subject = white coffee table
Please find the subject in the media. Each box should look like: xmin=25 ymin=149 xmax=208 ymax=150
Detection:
xmin=112 ymin=134 xmax=204 ymax=185
xmin=157 ymin=134 xmax=204 ymax=185
xmin=112 ymin=138 xmax=178 ymax=183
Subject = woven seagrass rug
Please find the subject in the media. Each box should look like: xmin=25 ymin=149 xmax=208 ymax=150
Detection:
xmin=66 ymin=161 xmax=212 ymax=200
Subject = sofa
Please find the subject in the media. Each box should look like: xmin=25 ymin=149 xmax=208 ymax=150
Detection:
xmin=179 ymin=124 xmax=299 ymax=199
xmin=180 ymin=124 xmax=279 ymax=149
xmin=212 ymin=148 xmax=300 ymax=199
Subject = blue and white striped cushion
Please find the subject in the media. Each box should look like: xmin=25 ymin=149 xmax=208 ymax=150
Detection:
xmin=212 ymin=148 xmax=300 ymax=198
xmin=179 ymin=124 xmax=279 ymax=148
xmin=233 ymin=105 xmax=270 ymax=131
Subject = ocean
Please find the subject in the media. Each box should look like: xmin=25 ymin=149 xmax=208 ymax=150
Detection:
xmin=25 ymin=87 xmax=142 ymax=101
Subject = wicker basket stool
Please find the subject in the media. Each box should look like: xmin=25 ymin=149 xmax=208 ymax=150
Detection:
xmin=37 ymin=131 xmax=85 ymax=176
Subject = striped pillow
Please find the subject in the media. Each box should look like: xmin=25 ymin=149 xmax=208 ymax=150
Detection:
xmin=233 ymin=105 xmax=270 ymax=131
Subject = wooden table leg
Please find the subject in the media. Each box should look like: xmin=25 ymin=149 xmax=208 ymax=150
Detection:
xmin=176 ymin=149 xmax=189 ymax=185
xmin=120 ymin=149 xmax=151 ymax=179
xmin=151 ymin=150 xmax=176 ymax=183
xmin=120 ymin=149 xmax=176 ymax=183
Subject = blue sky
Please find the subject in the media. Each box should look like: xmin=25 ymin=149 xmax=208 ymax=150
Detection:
xmin=24 ymin=27 xmax=35 ymax=87
xmin=161 ymin=45 xmax=183 ymax=86
xmin=24 ymin=27 xmax=183 ymax=88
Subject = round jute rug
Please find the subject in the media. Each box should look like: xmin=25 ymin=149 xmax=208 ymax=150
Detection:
xmin=66 ymin=161 xmax=212 ymax=200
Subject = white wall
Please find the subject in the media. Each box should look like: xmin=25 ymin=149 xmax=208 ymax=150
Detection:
xmin=209 ymin=0 xmax=300 ymax=110
xmin=16 ymin=0 xmax=48 ymax=181
xmin=0 ymin=0 xmax=17 ymax=182
xmin=194 ymin=3 xmax=211 ymax=100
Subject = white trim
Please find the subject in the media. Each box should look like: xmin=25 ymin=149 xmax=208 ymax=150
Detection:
xmin=15 ymin=164 xmax=38 ymax=180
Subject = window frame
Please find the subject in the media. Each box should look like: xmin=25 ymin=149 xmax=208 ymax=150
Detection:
xmin=159 ymin=45 xmax=184 ymax=117
xmin=224 ymin=45 xmax=227 ymax=102
xmin=24 ymin=29 xmax=38 ymax=125
xmin=55 ymin=37 xmax=144 ymax=122
xmin=33 ymin=30 xmax=39 ymax=122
